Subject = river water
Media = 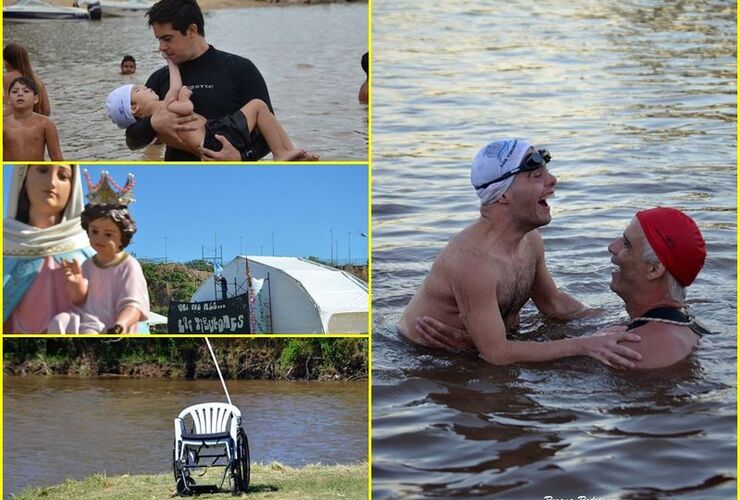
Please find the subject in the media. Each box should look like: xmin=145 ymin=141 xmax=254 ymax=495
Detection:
xmin=371 ymin=1 xmax=736 ymax=498
xmin=3 ymin=376 xmax=367 ymax=495
xmin=3 ymin=3 xmax=368 ymax=161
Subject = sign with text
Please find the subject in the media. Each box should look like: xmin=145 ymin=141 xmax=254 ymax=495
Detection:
xmin=167 ymin=294 xmax=250 ymax=334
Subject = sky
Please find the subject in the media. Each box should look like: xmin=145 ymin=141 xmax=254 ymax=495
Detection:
xmin=3 ymin=165 xmax=369 ymax=264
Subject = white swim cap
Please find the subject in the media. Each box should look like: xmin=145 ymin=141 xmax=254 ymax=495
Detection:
xmin=106 ymin=84 xmax=135 ymax=129
xmin=471 ymin=139 xmax=532 ymax=205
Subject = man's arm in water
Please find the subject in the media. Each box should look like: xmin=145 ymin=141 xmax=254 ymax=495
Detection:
xmin=529 ymin=230 xmax=592 ymax=319
xmin=417 ymin=255 xmax=642 ymax=368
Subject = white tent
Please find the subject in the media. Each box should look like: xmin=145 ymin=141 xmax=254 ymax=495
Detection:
xmin=147 ymin=311 xmax=168 ymax=326
xmin=191 ymin=256 xmax=368 ymax=334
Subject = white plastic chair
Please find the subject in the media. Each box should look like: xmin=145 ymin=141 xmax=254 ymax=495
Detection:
xmin=173 ymin=402 xmax=249 ymax=496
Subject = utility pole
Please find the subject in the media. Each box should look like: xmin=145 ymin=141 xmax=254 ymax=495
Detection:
xmin=271 ymin=231 xmax=275 ymax=256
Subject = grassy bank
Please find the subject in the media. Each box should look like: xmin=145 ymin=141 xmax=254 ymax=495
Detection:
xmin=12 ymin=462 xmax=368 ymax=500
xmin=4 ymin=338 xmax=367 ymax=380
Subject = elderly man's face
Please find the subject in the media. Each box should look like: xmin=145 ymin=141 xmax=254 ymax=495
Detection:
xmin=608 ymin=218 xmax=651 ymax=297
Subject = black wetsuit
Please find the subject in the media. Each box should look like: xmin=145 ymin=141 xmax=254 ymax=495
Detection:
xmin=125 ymin=46 xmax=272 ymax=161
xmin=627 ymin=307 xmax=712 ymax=336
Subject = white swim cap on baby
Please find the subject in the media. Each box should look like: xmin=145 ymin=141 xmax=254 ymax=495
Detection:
xmin=106 ymin=84 xmax=135 ymax=129
xmin=471 ymin=139 xmax=532 ymax=205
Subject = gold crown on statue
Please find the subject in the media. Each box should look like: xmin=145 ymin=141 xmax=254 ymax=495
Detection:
xmin=84 ymin=170 xmax=136 ymax=206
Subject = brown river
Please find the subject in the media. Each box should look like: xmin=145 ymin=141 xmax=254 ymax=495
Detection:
xmin=3 ymin=376 xmax=367 ymax=495
xmin=371 ymin=0 xmax=736 ymax=498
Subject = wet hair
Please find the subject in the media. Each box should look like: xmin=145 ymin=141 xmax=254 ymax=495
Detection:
xmin=4 ymin=43 xmax=44 ymax=113
xmin=81 ymin=204 xmax=137 ymax=249
xmin=361 ymin=52 xmax=368 ymax=75
xmin=8 ymin=76 xmax=38 ymax=95
xmin=120 ymin=54 xmax=136 ymax=68
xmin=3 ymin=43 xmax=33 ymax=76
xmin=642 ymin=236 xmax=686 ymax=302
xmin=147 ymin=0 xmax=205 ymax=36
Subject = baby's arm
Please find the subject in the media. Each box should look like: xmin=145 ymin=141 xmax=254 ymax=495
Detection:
xmin=164 ymin=58 xmax=194 ymax=116
xmin=112 ymin=305 xmax=144 ymax=333
xmin=61 ymin=259 xmax=88 ymax=305
xmin=45 ymin=118 xmax=64 ymax=161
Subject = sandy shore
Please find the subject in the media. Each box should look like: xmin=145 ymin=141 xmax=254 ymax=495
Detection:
xmin=24 ymin=0 xmax=366 ymax=11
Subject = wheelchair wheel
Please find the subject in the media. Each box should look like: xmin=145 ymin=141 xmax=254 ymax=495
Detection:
xmin=229 ymin=468 xmax=239 ymax=496
xmin=237 ymin=428 xmax=250 ymax=492
xmin=176 ymin=475 xmax=195 ymax=497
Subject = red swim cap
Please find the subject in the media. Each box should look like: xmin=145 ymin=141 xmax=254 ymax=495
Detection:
xmin=636 ymin=207 xmax=706 ymax=286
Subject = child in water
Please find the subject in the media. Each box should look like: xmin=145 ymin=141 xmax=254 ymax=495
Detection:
xmin=47 ymin=172 xmax=150 ymax=334
xmin=3 ymin=76 xmax=63 ymax=161
xmin=106 ymin=57 xmax=318 ymax=161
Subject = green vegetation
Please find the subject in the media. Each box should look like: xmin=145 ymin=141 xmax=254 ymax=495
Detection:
xmin=141 ymin=262 xmax=211 ymax=316
xmin=3 ymin=338 xmax=367 ymax=380
xmin=12 ymin=462 xmax=368 ymax=500
xmin=183 ymin=259 xmax=215 ymax=272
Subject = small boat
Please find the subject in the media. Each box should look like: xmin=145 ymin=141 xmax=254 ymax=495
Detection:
xmin=80 ymin=0 xmax=152 ymax=17
xmin=3 ymin=0 xmax=97 ymax=21
xmin=3 ymin=0 xmax=92 ymax=21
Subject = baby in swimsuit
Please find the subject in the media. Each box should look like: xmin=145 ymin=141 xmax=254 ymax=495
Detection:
xmin=106 ymin=57 xmax=318 ymax=161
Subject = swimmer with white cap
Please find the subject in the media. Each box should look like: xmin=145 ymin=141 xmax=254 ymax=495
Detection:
xmin=398 ymin=138 xmax=645 ymax=369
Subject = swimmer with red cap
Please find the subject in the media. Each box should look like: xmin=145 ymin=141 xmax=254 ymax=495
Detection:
xmin=605 ymin=207 xmax=708 ymax=369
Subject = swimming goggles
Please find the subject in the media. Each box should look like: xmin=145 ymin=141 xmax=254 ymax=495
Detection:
xmin=474 ymin=148 xmax=552 ymax=191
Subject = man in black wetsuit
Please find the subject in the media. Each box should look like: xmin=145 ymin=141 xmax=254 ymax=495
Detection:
xmin=414 ymin=206 xmax=709 ymax=369
xmin=125 ymin=0 xmax=272 ymax=161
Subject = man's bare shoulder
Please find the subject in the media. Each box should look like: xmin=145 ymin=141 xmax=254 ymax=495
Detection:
xmin=525 ymin=229 xmax=545 ymax=251
xmin=625 ymin=322 xmax=698 ymax=369
xmin=433 ymin=226 xmax=502 ymax=289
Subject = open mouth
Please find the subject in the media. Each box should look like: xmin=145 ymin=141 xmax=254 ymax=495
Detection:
xmin=538 ymin=192 xmax=554 ymax=208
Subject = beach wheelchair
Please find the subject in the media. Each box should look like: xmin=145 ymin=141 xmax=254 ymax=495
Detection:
xmin=173 ymin=403 xmax=250 ymax=496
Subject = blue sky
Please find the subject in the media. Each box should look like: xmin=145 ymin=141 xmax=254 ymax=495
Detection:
xmin=4 ymin=165 xmax=369 ymax=264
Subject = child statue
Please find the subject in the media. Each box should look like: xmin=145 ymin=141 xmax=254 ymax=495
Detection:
xmin=47 ymin=171 xmax=150 ymax=334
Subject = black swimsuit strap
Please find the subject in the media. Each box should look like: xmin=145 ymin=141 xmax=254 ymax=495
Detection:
xmin=627 ymin=307 xmax=712 ymax=336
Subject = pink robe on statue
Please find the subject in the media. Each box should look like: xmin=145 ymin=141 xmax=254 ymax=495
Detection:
xmin=4 ymin=256 xmax=75 ymax=333
xmin=48 ymin=254 xmax=150 ymax=333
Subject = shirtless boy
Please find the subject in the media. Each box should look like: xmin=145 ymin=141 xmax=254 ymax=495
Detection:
xmin=3 ymin=76 xmax=63 ymax=161
xmin=399 ymin=139 xmax=642 ymax=368
xmin=106 ymin=58 xmax=318 ymax=161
